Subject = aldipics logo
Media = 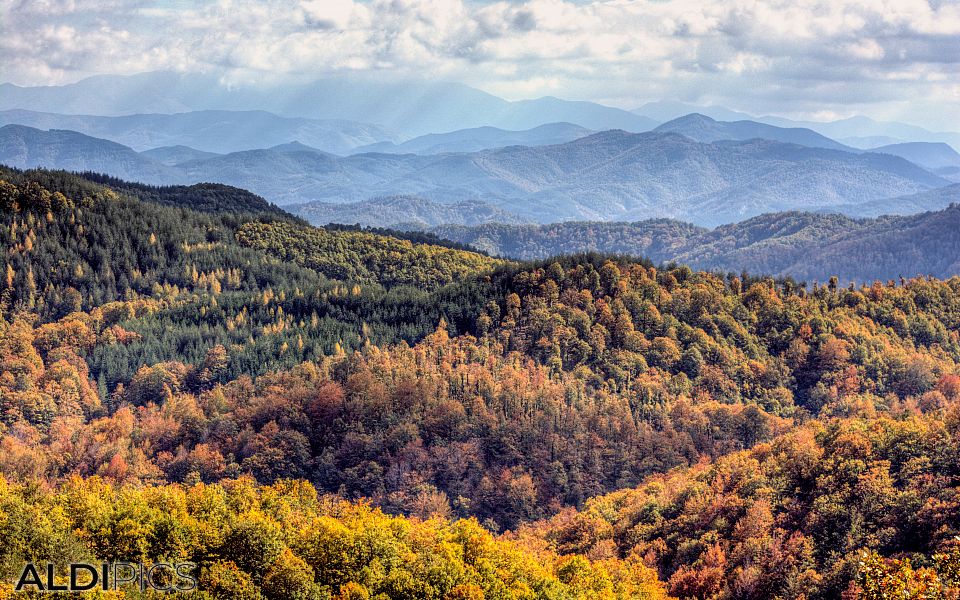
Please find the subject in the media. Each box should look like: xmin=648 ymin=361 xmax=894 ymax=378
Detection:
xmin=14 ymin=562 xmax=197 ymax=592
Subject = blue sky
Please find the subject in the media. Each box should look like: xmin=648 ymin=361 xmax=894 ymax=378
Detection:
xmin=2 ymin=0 xmax=958 ymax=130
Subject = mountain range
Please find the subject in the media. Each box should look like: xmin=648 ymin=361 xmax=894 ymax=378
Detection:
xmin=633 ymin=100 xmax=960 ymax=151
xmin=869 ymin=142 xmax=960 ymax=180
xmin=811 ymin=184 xmax=960 ymax=218
xmin=0 ymin=108 xmax=397 ymax=154
xmin=351 ymin=122 xmax=594 ymax=155
xmin=0 ymin=72 xmax=657 ymax=137
xmin=649 ymin=114 xmax=960 ymax=181
xmin=1 ymin=123 xmax=950 ymax=226
xmin=652 ymin=113 xmax=852 ymax=151
xmin=5 ymin=72 xmax=958 ymax=155
xmin=0 ymin=124 xmax=183 ymax=183
xmin=432 ymin=195 xmax=960 ymax=283
xmin=0 ymin=110 xmax=599 ymax=157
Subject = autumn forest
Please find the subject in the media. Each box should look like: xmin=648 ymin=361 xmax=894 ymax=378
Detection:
xmin=2 ymin=167 xmax=960 ymax=599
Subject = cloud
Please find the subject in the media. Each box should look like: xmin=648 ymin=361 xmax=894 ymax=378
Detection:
xmin=1 ymin=0 xmax=958 ymax=130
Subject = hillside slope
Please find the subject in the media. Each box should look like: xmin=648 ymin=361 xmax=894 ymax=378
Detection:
xmin=0 ymin=124 xmax=183 ymax=184
xmin=870 ymin=141 xmax=960 ymax=181
xmin=815 ymin=183 xmax=960 ymax=217
xmin=0 ymin=167 xmax=501 ymax=385
xmin=435 ymin=201 xmax=960 ymax=282
xmin=291 ymin=195 xmax=531 ymax=227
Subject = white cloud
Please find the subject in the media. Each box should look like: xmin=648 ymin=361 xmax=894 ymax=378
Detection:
xmin=1 ymin=0 xmax=958 ymax=129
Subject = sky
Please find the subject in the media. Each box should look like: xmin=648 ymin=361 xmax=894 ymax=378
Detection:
xmin=2 ymin=0 xmax=959 ymax=130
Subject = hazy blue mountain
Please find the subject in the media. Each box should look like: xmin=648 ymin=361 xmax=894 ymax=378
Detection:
xmin=424 ymin=131 xmax=944 ymax=225
xmin=759 ymin=115 xmax=960 ymax=152
xmin=840 ymin=136 xmax=904 ymax=149
xmin=2 ymin=126 xmax=950 ymax=225
xmin=654 ymin=113 xmax=855 ymax=152
xmin=290 ymin=196 xmax=530 ymax=228
xmin=433 ymin=205 xmax=960 ymax=282
xmin=486 ymin=96 xmax=656 ymax=133
xmin=0 ymin=108 xmax=396 ymax=154
xmin=633 ymin=101 xmax=755 ymax=122
xmin=201 ymin=130 xmax=946 ymax=220
xmin=633 ymin=101 xmax=960 ymax=151
xmin=869 ymin=142 xmax=960 ymax=181
xmin=353 ymin=123 xmax=594 ymax=155
xmin=267 ymin=141 xmax=327 ymax=154
xmin=0 ymin=124 xmax=181 ymax=183
xmin=141 ymin=145 xmax=221 ymax=166
xmin=0 ymin=72 xmax=657 ymax=137
xmin=813 ymin=184 xmax=960 ymax=218
xmin=654 ymin=113 xmax=852 ymax=150
xmin=173 ymin=146 xmax=356 ymax=205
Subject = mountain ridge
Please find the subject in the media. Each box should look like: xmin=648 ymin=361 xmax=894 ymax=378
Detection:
xmin=654 ymin=113 xmax=854 ymax=151
xmin=0 ymin=72 xmax=659 ymax=137
xmin=353 ymin=122 xmax=594 ymax=155
xmin=869 ymin=141 xmax=960 ymax=180
xmin=0 ymin=123 xmax=950 ymax=225
xmin=0 ymin=108 xmax=397 ymax=154
xmin=633 ymin=101 xmax=960 ymax=150
xmin=432 ymin=200 xmax=960 ymax=283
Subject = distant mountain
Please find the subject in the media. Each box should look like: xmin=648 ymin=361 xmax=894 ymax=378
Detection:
xmin=267 ymin=141 xmax=327 ymax=154
xmin=172 ymin=145 xmax=361 ymax=205
xmin=633 ymin=102 xmax=960 ymax=151
xmin=485 ymin=96 xmax=657 ymax=134
xmin=673 ymin=208 xmax=960 ymax=282
xmin=813 ymin=184 xmax=960 ymax=218
xmin=169 ymin=130 xmax=954 ymax=220
xmin=840 ymin=136 xmax=904 ymax=149
xmin=353 ymin=123 xmax=594 ymax=155
xmin=432 ymin=220 xmax=705 ymax=259
xmin=633 ymin=101 xmax=756 ymax=122
xmin=290 ymin=196 xmax=530 ymax=228
xmin=654 ymin=113 xmax=852 ymax=151
xmin=1 ymin=126 xmax=949 ymax=225
xmin=141 ymin=145 xmax=221 ymax=166
xmin=0 ymin=72 xmax=658 ymax=137
xmin=0 ymin=124 xmax=182 ymax=183
xmin=433 ymin=205 xmax=960 ymax=282
xmin=869 ymin=142 xmax=960 ymax=180
xmin=0 ymin=108 xmax=396 ymax=154
xmin=760 ymin=115 xmax=960 ymax=152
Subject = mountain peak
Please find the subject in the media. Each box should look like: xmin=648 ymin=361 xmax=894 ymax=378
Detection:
xmin=652 ymin=113 xmax=852 ymax=151
xmin=653 ymin=113 xmax=721 ymax=136
xmin=668 ymin=113 xmax=718 ymax=125
xmin=269 ymin=141 xmax=326 ymax=154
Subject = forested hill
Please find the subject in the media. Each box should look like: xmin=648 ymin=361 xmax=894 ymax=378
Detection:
xmin=2 ymin=166 xmax=296 ymax=220
xmin=80 ymin=171 xmax=297 ymax=218
xmin=434 ymin=202 xmax=960 ymax=283
xmin=5 ymin=240 xmax=960 ymax=597
xmin=0 ymin=168 xmax=502 ymax=386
